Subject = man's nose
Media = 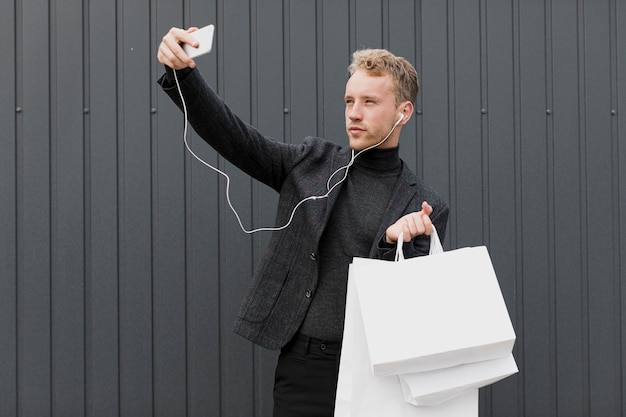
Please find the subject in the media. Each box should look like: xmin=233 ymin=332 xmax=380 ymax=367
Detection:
xmin=347 ymin=104 xmax=362 ymax=120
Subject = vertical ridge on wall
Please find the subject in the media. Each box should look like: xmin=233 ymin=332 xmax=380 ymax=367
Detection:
xmin=413 ymin=0 xmax=424 ymax=180
xmin=86 ymin=0 xmax=121 ymax=413
xmin=316 ymin=0 xmax=324 ymax=138
xmin=381 ymin=0 xmax=388 ymax=48
xmin=543 ymin=0 xmax=559 ymax=415
xmin=50 ymin=0 xmax=88 ymax=413
xmin=82 ymin=0 xmax=92 ymax=410
xmin=511 ymin=0 xmax=525 ymax=414
xmin=17 ymin=0 xmax=53 ymax=415
xmin=552 ymin=0 xmax=586 ymax=416
xmin=520 ymin=0 xmax=555 ymax=412
xmin=608 ymin=1 xmax=623 ymax=412
xmin=0 ymin=0 xmax=18 ymax=415
xmin=320 ymin=0 xmax=349 ymax=144
xmin=584 ymin=0 xmax=616 ymax=413
xmin=282 ymin=0 xmax=291 ymax=143
xmin=289 ymin=0 xmax=319 ymax=140
xmin=348 ymin=0 xmax=356 ymax=53
xmin=477 ymin=0 xmax=490 ymax=412
xmin=479 ymin=0 xmax=489 ymax=246
xmin=619 ymin=0 xmax=626 ymax=410
xmin=119 ymin=0 xmax=157 ymax=415
xmin=483 ymin=0 xmax=520 ymax=414
xmin=420 ymin=0 xmax=451 ymax=247
xmin=614 ymin=0 xmax=626 ymax=415
xmin=452 ymin=0 xmax=485 ymax=250
xmin=151 ymin=0 xmax=190 ymax=413
xmin=576 ymin=0 xmax=591 ymax=412
xmin=389 ymin=0 xmax=418 ymax=176
xmin=446 ymin=0 xmax=456 ymax=249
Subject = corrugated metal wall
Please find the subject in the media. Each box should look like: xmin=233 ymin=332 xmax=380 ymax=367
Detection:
xmin=1 ymin=0 xmax=624 ymax=416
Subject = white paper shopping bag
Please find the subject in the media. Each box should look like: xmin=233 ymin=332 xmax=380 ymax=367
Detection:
xmin=334 ymin=272 xmax=479 ymax=417
xmin=350 ymin=229 xmax=516 ymax=377
xmin=398 ymin=354 xmax=519 ymax=406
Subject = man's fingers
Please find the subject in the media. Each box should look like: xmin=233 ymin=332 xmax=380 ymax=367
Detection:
xmin=405 ymin=211 xmax=432 ymax=237
xmin=158 ymin=27 xmax=198 ymax=69
xmin=401 ymin=223 xmax=412 ymax=242
xmin=386 ymin=207 xmax=435 ymax=244
xmin=421 ymin=201 xmax=433 ymax=216
xmin=421 ymin=212 xmax=433 ymax=235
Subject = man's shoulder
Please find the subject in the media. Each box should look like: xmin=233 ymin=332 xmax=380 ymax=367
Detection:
xmin=399 ymin=164 xmax=448 ymax=207
xmin=296 ymin=136 xmax=351 ymax=161
xmin=301 ymin=136 xmax=346 ymax=151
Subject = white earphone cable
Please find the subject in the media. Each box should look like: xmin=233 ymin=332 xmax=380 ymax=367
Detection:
xmin=173 ymin=69 xmax=402 ymax=234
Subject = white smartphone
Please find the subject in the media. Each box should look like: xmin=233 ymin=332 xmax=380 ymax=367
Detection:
xmin=183 ymin=24 xmax=215 ymax=58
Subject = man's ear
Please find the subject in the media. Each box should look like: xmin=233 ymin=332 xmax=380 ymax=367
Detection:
xmin=399 ymin=101 xmax=414 ymax=125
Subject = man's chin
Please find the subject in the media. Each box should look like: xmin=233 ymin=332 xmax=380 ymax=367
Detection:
xmin=348 ymin=137 xmax=369 ymax=151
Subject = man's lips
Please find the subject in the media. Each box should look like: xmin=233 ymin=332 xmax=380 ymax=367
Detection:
xmin=348 ymin=126 xmax=365 ymax=134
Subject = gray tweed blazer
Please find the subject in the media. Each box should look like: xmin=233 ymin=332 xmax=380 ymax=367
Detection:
xmin=159 ymin=68 xmax=449 ymax=350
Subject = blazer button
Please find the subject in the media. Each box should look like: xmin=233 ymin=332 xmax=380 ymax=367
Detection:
xmin=310 ymin=252 xmax=317 ymax=261
xmin=305 ymin=290 xmax=312 ymax=299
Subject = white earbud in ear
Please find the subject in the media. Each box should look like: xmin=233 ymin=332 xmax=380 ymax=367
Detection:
xmin=398 ymin=113 xmax=405 ymax=122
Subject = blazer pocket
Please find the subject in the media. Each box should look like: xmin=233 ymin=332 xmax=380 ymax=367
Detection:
xmin=237 ymin=261 xmax=290 ymax=323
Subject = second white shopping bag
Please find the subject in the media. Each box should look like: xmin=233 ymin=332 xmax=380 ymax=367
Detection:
xmin=398 ymin=353 xmax=518 ymax=406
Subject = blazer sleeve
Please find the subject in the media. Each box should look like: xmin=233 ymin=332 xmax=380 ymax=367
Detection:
xmin=158 ymin=67 xmax=304 ymax=192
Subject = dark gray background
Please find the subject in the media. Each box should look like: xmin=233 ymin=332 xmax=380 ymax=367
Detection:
xmin=1 ymin=0 xmax=625 ymax=416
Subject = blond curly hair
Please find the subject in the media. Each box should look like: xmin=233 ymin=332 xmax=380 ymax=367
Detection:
xmin=348 ymin=49 xmax=419 ymax=106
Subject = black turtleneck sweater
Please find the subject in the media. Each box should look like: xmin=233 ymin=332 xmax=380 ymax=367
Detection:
xmin=299 ymin=146 xmax=403 ymax=340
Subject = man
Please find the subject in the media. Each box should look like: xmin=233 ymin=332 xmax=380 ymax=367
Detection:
xmin=158 ymin=27 xmax=449 ymax=417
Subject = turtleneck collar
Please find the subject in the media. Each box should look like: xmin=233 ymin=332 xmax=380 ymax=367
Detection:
xmin=353 ymin=146 xmax=402 ymax=172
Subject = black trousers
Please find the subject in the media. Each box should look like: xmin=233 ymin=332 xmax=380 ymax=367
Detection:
xmin=273 ymin=333 xmax=342 ymax=417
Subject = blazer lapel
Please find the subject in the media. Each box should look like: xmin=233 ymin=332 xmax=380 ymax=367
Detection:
xmin=369 ymin=163 xmax=418 ymax=255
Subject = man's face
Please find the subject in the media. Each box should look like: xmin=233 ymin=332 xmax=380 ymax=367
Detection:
xmin=344 ymin=70 xmax=402 ymax=151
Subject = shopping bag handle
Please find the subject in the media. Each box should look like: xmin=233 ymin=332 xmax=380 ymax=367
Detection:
xmin=395 ymin=225 xmax=444 ymax=262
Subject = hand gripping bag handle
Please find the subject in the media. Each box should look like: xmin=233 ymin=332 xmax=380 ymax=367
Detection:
xmin=394 ymin=226 xmax=444 ymax=262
